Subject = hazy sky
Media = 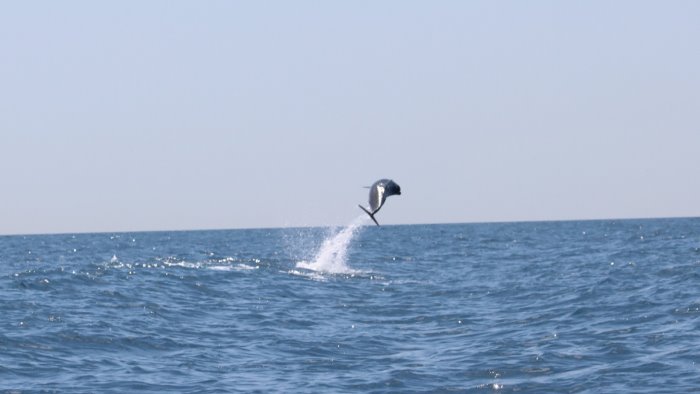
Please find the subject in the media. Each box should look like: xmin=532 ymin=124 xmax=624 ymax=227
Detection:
xmin=1 ymin=1 xmax=699 ymax=235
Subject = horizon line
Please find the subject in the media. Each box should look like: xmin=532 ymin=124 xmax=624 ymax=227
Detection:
xmin=1 ymin=214 xmax=698 ymax=238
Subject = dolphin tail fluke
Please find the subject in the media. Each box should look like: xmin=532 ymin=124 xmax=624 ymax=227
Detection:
xmin=358 ymin=204 xmax=380 ymax=226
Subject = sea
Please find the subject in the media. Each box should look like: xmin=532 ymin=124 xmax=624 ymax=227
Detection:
xmin=1 ymin=216 xmax=699 ymax=393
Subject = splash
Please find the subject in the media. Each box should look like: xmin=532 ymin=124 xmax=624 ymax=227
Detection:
xmin=296 ymin=215 xmax=369 ymax=274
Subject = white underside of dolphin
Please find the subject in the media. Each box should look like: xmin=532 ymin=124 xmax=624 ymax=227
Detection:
xmin=358 ymin=179 xmax=401 ymax=226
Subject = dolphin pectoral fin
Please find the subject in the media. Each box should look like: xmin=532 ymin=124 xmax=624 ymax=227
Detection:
xmin=358 ymin=204 xmax=380 ymax=226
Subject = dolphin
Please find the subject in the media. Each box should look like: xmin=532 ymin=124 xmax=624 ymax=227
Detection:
xmin=358 ymin=179 xmax=401 ymax=226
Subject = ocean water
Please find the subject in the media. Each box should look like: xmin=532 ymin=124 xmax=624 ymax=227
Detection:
xmin=1 ymin=217 xmax=699 ymax=393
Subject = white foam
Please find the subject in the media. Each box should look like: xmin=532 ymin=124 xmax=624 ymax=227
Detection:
xmin=295 ymin=215 xmax=368 ymax=274
xmin=161 ymin=260 xmax=201 ymax=269
xmin=287 ymin=269 xmax=330 ymax=282
xmin=209 ymin=263 xmax=258 ymax=271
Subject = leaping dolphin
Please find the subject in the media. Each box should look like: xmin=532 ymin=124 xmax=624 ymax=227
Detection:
xmin=358 ymin=179 xmax=401 ymax=226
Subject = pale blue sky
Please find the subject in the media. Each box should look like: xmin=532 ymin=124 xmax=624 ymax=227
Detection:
xmin=1 ymin=1 xmax=699 ymax=235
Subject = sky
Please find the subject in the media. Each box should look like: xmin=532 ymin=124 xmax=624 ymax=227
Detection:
xmin=1 ymin=1 xmax=699 ymax=235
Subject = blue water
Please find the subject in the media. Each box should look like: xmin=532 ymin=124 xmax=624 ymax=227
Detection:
xmin=2 ymin=217 xmax=700 ymax=393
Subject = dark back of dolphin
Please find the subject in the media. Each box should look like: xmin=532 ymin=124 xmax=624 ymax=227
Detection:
xmin=359 ymin=179 xmax=401 ymax=226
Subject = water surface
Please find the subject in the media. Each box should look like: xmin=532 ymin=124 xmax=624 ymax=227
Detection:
xmin=2 ymin=218 xmax=699 ymax=392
